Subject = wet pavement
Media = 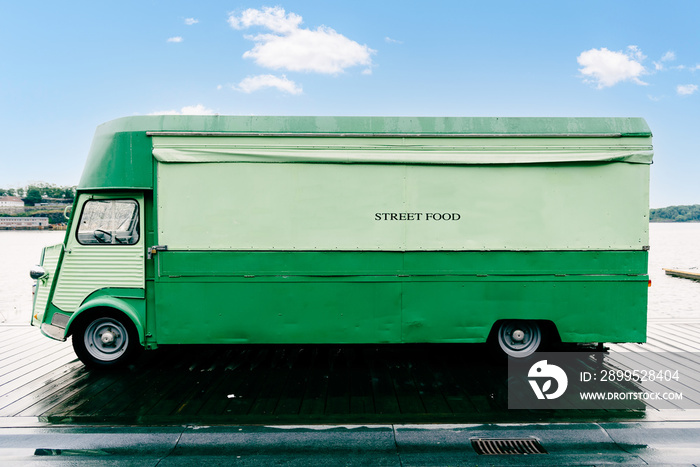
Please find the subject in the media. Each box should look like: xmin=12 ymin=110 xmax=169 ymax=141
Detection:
xmin=1 ymin=422 xmax=700 ymax=465
xmin=2 ymin=320 xmax=700 ymax=465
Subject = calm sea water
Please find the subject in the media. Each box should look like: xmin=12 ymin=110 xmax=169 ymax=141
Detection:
xmin=648 ymin=223 xmax=700 ymax=320
xmin=0 ymin=231 xmax=65 ymax=324
xmin=1 ymin=225 xmax=699 ymax=324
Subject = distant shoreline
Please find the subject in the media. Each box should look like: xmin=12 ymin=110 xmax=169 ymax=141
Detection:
xmin=0 ymin=227 xmax=66 ymax=231
xmin=650 ymin=205 xmax=700 ymax=223
xmin=650 ymin=220 xmax=700 ymax=223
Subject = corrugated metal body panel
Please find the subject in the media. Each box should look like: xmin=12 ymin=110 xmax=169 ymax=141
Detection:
xmin=158 ymin=251 xmax=648 ymax=277
xmin=401 ymin=278 xmax=647 ymax=343
xmin=157 ymin=162 xmax=649 ymax=251
xmin=52 ymin=244 xmax=144 ymax=312
xmin=153 ymin=249 xmax=647 ymax=345
xmin=152 ymin=274 xmax=647 ymax=345
xmin=155 ymin=280 xmax=403 ymax=345
xmin=31 ymin=244 xmax=63 ymax=324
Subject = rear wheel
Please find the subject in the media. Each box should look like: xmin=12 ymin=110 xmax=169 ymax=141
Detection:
xmin=496 ymin=320 xmax=542 ymax=358
xmin=72 ymin=312 xmax=140 ymax=368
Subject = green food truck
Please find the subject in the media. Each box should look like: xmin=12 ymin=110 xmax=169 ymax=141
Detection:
xmin=30 ymin=116 xmax=652 ymax=367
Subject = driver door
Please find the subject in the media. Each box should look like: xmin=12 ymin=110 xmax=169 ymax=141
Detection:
xmin=51 ymin=194 xmax=145 ymax=314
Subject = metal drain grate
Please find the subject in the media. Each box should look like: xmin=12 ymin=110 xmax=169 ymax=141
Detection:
xmin=471 ymin=438 xmax=547 ymax=455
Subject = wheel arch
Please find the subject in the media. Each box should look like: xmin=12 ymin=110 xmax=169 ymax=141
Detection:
xmin=66 ymin=296 xmax=145 ymax=346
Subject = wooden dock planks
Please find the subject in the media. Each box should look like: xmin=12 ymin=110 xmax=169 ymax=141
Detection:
xmin=1 ymin=322 xmax=699 ymax=425
xmin=663 ymin=268 xmax=700 ymax=281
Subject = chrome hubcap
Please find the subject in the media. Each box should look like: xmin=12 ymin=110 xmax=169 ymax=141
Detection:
xmin=100 ymin=331 xmax=115 ymax=345
xmin=498 ymin=321 xmax=542 ymax=357
xmin=83 ymin=318 xmax=128 ymax=361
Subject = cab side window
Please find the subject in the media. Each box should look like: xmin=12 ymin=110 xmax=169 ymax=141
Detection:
xmin=77 ymin=199 xmax=140 ymax=245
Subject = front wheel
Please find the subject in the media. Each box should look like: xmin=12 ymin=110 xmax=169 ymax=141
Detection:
xmin=72 ymin=312 xmax=140 ymax=368
xmin=496 ymin=320 xmax=542 ymax=358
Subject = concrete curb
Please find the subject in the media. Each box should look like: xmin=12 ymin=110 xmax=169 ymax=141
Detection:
xmin=1 ymin=422 xmax=699 ymax=465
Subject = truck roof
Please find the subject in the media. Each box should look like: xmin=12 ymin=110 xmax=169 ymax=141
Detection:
xmin=80 ymin=116 xmax=652 ymax=190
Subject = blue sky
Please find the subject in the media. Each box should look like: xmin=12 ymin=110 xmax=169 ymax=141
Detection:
xmin=0 ymin=0 xmax=698 ymax=207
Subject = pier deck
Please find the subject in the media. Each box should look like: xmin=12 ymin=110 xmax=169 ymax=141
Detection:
xmin=1 ymin=320 xmax=699 ymax=427
xmin=664 ymin=267 xmax=700 ymax=281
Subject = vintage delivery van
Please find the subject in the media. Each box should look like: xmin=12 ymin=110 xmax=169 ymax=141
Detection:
xmin=30 ymin=116 xmax=652 ymax=367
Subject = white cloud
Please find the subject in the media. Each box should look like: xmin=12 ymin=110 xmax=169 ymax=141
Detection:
xmin=185 ymin=18 xmax=199 ymax=25
xmin=229 ymin=6 xmax=302 ymax=34
xmin=661 ymin=51 xmax=676 ymax=62
xmin=385 ymin=37 xmax=403 ymax=44
xmin=577 ymin=46 xmax=647 ymax=88
xmin=654 ymin=51 xmax=677 ymax=70
xmin=228 ymin=7 xmax=375 ymax=75
xmin=233 ymin=74 xmax=303 ymax=94
xmin=677 ymin=84 xmax=698 ymax=96
xmin=167 ymin=36 xmax=183 ymax=43
xmin=149 ymin=104 xmax=217 ymax=115
xmin=626 ymin=45 xmax=646 ymax=62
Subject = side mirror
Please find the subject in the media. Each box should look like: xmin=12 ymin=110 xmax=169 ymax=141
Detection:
xmin=30 ymin=265 xmax=47 ymax=280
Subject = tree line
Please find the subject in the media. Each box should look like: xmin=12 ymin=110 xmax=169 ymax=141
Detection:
xmin=650 ymin=204 xmax=700 ymax=222
xmin=0 ymin=183 xmax=76 ymax=206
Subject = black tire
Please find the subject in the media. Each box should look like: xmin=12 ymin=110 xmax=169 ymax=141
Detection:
xmin=495 ymin=320 xmax=542 ymax=358
xmin=72 ymin=311 xmax=141 ymax=368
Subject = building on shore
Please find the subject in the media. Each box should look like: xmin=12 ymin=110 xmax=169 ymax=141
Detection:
xmin=0 ymin=217 xmax=50 ymax=229
xmin=0 ymin=196 xmax=24 ymax=208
